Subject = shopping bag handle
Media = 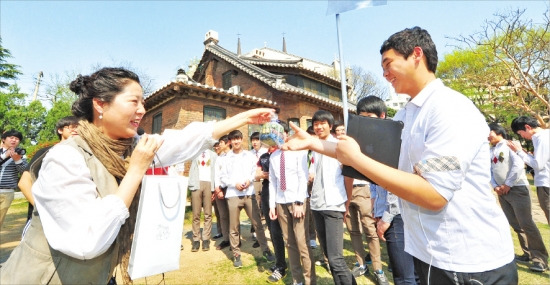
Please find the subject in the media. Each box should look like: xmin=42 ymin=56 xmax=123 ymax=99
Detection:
xmin=158 ymin=182 xmax=181 ymax=209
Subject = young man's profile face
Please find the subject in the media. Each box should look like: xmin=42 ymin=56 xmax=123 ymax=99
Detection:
xmin=381 ymin=49 xmax=416 ymax=96
xmin=313 ymin=120 xmax=332 ymax=140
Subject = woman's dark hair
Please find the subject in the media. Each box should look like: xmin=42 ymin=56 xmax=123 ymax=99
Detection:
xmin=70 ymin=67 xmax=140 ymax=122
xmin=380 ymin=26 xmax=438 ymax=73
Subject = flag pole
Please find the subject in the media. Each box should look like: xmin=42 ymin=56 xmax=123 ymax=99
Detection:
xmin=335 ymin=13 xmax=349 ymax=127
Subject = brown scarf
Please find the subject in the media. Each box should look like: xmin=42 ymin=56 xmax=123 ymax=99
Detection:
xmin=78 ymin=120 xmax=139 ymax=284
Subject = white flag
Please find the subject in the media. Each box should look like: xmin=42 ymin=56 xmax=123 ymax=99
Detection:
xmin=326 ymin=0 xmax=387 ymax=15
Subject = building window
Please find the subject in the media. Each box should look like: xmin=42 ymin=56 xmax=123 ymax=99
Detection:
xmin=222 ymin=70 xmax=237 ymax=90
xmin=152 ymin=112 xmax=162 ymax=134
xmin=288 ymin=118 xmax=300 ymax=136
xmin=204 ymin=106 xmax=226 ymax=122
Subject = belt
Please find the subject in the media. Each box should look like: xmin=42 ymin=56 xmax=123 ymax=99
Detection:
xmin=353 ymin=184 xmax=367 ymax=188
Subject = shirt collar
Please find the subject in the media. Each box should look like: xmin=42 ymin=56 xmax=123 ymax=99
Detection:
xmin=407 ymin=78 xmax=443 ymax=108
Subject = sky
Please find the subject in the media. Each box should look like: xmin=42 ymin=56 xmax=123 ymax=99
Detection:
xmin=2 ymin=0 xmax=548 ymax=102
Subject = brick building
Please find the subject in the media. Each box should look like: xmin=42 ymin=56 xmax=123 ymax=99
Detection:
xmin=142 ymin=30 xmax=352 ymax=150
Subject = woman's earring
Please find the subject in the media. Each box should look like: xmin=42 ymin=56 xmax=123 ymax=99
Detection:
xmin=99 ymin=112 xmax=103 ymax=120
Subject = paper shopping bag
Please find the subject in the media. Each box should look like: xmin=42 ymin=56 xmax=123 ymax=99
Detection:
xmin=128 ymin=175 xmax=188 ymax=280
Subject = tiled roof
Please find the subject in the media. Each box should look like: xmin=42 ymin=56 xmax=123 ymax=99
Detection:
xmin=204 ymin=44 xmax=355 ymax=112
xmin=145 ymin=75 xmax=278 ymax=110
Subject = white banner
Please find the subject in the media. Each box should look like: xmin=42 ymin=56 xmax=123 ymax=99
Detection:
xmin=326 ymin=0 xmax=387 ymax=15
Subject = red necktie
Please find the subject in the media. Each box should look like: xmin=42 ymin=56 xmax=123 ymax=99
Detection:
xmin=280 ymin=151 xmax=286 ymax=191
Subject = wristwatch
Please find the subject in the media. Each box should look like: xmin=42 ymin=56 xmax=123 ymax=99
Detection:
xmin=294 ymin=201 xmax=304 ymax=206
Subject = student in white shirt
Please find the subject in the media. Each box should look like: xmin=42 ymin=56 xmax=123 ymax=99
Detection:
xmin=269 ymin=121 xmax=315 ymax=285
xmin=284 ymin=27 xmax=516 ymax=284
xmin=489 ymin=122 xmax=548 ymax=273
xmin=508 ymin=115 xmax=550 ymax=227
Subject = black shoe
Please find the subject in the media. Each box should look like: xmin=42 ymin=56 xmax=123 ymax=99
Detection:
xmin=252 ymin=240 xmax=260 ymax=248
xmin=191 ymin=241 xmax=200 ymax=252
xmin=216 ymin=240 xmax=230 ymax=250
xmin=529 ymin=262 xmax=548 ymax=272
xmin=515 ymin=254 xmax=530 ymax=262
xmin=263 ymin=250 xmax=275 ymax=262
xmin=267 ymin=267 xmax=286 ymax=282
xmin=202 ymin=240 xmax=210 ymax=251
xmin=212 ymin=233 xmax=223 ymax=240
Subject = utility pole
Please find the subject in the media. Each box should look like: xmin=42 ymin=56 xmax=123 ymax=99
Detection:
xmin=31 ymin=71 xmax=43 ymax=101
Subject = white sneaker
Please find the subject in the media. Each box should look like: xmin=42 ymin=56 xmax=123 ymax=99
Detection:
xmin=309 ymin=239 xmax=317 ymax=248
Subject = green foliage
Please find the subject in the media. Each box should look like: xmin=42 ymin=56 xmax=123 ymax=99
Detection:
xmin=0 ymin=38 xmax=22 ymax=89
xmin=386 ymin=108 xmax=397 ymax=118
xmin=37 ymin=101 xmax=73 ymax=142
xmin=0 ymin=85 xmax=27 ymax=134
xmin=439 ymin=8 xmax=550 ymax=127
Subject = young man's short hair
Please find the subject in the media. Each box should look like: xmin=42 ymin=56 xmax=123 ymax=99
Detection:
xmin=55 ymin=116 xmax=79 ymax=140
xmin=511 ymin=116 xmax=540 ymax=133
xmin=380 ymin=26 xmax=438 ymax=73
xmin=332 ymin=121 xmax=344 ymax=132
xmin=357 ymin=96 xmax=387 ymax=117
xmin=488 ymin=122 xmax=508 ymax=140
xmin=312 ymin=110 xmax=334 ymax=127
xmin=219 ymin=135 xmax=230 ymax=144
xmin=306 ymin=126 xmax=315 ymax=135
xmin=1 ymin=129 xmax=23 ymax=141
xmin=228 ymin=130 xmax=243 ymax=140
xmin=250 ymin=131 xmax=260 ymax=141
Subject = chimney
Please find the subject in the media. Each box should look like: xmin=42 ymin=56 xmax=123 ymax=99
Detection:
xmin=204 ymin=30 xmax=219 ymax=47
xmin=237 ymin=35 xmax=241 ymax=56
xmin=282 ymin=34 xmax=287 ymax=53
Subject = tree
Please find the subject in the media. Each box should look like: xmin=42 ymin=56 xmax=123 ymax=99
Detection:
xmin=439 ymin=8 xmax=549 ymax=127
xmin=36 ymin=100 xmax=73 ymax=143
xmin=0 ymin=38 xmax=22 ymax=89
xmin=348 ymin=65 xmax=389 ymax=103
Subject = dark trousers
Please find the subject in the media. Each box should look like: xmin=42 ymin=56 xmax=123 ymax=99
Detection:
xmin=536 ymin=186 xmax=549 ymax=224
xmin=384 ymin=215 xmax=418 ymax=285
xmin=413 ymin=257 xmax=518 ymax=285
xmin=498 ymin=185 xmax=548 ymax=265
xmin=261 ymin=186 xmax=286 ymax=271
xmin=313 ymin=210 xmax=356 ymax=285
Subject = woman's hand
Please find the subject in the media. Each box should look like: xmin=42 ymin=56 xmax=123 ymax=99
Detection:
xmin=129 ymin=134 xmax=164 ymax=173
xmin=244 ymin=108 xmax=275 ymax=125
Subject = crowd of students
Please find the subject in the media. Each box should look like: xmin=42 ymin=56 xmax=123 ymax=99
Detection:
xmin=1 ymin=25 xmax=548 ymax=285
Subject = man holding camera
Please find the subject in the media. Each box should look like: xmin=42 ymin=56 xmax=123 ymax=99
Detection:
xmin=0 ymin=130 xmax=28 ymax=229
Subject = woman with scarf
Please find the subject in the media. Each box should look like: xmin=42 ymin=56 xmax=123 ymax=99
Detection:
xmin=0 ymin=67 xmax=274 ymax=284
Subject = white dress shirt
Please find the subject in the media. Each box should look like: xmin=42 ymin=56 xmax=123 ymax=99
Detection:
xmin=517 ymin=129 xmax=550 ymax=187
xmin=268 ymin=149 xmax=308 ymax=209
xmin=219 ymin=150 xmax=256 ymax=198
xmin=393 ymin=79 xmax=513 ymax=272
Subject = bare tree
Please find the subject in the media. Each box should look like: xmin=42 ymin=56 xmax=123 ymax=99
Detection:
xmin=446 ymin=8 xmax=549 ymax=127
xmin=348 ymin=65 xmax=389 ymax=103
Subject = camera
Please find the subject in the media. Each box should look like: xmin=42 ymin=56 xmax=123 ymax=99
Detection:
xmin=14 ymin=147 xmax=26 ymax=155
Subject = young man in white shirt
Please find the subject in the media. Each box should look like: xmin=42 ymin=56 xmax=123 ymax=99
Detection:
xmin=188 ymin=148 xmax=216 ymax=251
xmin=489 ymin=122 xmax=548 ymax=273
xmin=213 ymin=135 xmax=231 ymax=250
xmin=220 ymin=130 xmax=274 ymax=268
xmin=269 ymin=121 xmax=316 ymax=285
xmin=309 ymin=110 xmax=355 ymax=285
xmin=508 ymin=116 xmax=550 ymax=228
xmin=284 ymin=27 xmax=516 ymax=284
